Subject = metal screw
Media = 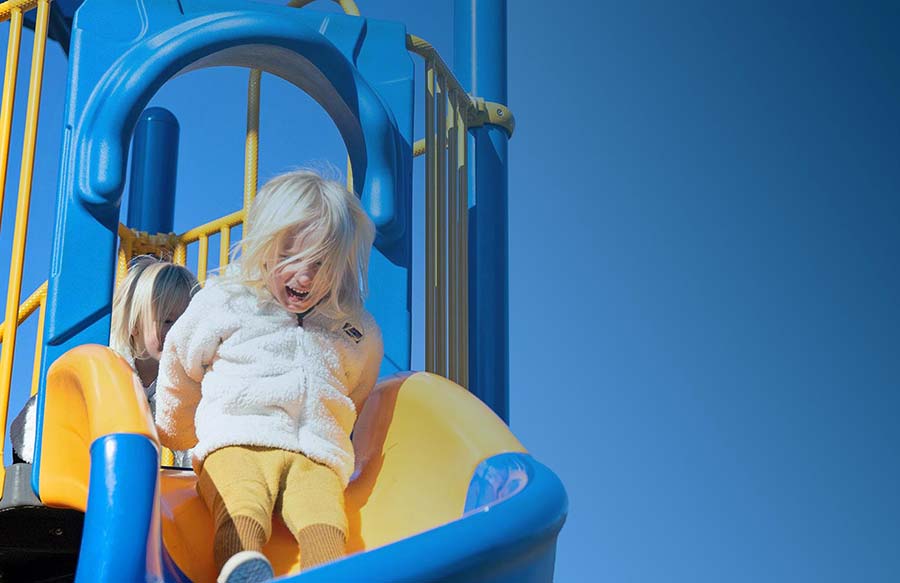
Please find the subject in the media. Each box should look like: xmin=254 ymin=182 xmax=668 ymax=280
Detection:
xmin=496 ymin=108 xmax=504 ymax=117
xmin=50 ymin=528 xmax=63 ymax=536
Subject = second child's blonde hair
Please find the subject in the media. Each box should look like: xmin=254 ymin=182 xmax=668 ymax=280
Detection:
xmin=110 ymin=256 xmax=199 ymax=360
xmin=232 ymin=169 xmax=375 ymax=321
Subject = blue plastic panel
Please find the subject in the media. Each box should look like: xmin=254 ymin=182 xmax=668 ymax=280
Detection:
xmin=283 ymin=453 xmax=567 ymax=582
xmin=75 ymin=434 xmax=161 ymax=583
xmin=464 ymin=451 xmax=530 ymax=514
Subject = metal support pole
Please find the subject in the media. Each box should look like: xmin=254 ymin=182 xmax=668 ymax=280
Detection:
xmin=454 ymin=0 xmax=509 ymax=422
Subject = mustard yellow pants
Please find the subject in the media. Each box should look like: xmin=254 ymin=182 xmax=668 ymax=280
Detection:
xmin=197 ymin=445 xmax=347 ymax=571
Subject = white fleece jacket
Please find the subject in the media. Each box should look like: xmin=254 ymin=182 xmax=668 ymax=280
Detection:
xmin=155 ymin=277 xmax=383 ymax=487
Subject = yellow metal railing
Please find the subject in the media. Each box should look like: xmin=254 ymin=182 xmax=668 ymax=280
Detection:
xmin=116 ymin=211 xmax=247 ymax=285
xmin=406 ymin=35 xmax=514 ymax=389
xmin=0 ymin=0 xmax=50 ymax=487
xmin=172 ymin=209 xmax=246 ymax=281
xmin=244 ymin=68 xmax=261 ymax=208
xmin=408 ymin=35 xmax=473 ymax=389
xmin=115 ymin=224 xmax=183 ymax=283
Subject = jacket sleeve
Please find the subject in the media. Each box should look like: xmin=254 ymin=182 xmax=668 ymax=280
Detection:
xmin=155 ymin=283 xmax=236 ymax=451
xmin=9 ymin=394 xmax=37 ymax=463
xmin=348 ymin=314 xmax=384 ymax=416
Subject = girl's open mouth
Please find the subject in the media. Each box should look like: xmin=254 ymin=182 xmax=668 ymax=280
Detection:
xmin=286 ymin=286 xmax=309 ymax=301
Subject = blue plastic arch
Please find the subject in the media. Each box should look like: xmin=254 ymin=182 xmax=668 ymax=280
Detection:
xmin=75 ymin=10 xmax=404 ymax=235
xmin=42 ymin=0 xmax=412 ymax=353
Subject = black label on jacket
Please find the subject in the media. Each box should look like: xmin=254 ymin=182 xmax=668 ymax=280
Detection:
xmin=342 ymin=323 xmax=363 ymax=343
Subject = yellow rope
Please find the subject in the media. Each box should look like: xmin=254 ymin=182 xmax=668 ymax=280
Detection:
xmin=406 ymin=34 xmax=433 ymax=56
xmin=346 ymin=156 xmax=353 ymax=192
xmin=0 ymin=280 xmax=46 ymax=342
xmin=0 ymin=280 xmax=46 ymax=398
xmin=413 ymin=138 xmax=425 ymax=157
xmin=244 ymin=69 xmax=261 ymax=209
xmin=30 ymin=296 xmax=44 ymax=395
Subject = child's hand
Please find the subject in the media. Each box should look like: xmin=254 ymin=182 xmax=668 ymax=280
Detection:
xmin=350 ymin=437 xmax=369 ymax=483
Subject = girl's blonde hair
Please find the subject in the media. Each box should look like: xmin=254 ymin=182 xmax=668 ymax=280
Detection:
xmin=231 ymin=169 xmax=375 ymax=320
xmin=110 ymin=256 xmax=199 ymax=360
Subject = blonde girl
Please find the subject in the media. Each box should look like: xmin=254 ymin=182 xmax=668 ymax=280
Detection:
xmin=110 ymin=255 xmax=199 ymax=415
xmin=10 ymin=256 xmax=198 ymax=466
xmin=110 ymin=256 xmax=199 ymax=470
xmin=156 ymin=170 xmax=383 ymax=583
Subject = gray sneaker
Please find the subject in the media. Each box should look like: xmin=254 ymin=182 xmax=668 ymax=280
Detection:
xmin=217 ymin=551 xmax=274 ymax=583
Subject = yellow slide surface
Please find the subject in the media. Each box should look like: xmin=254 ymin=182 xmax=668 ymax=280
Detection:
xmin=39 ymin=345 xmax=157 ymax=511
xmin=38 ymin=351 xmax=525 ymax=582
xmin=161 ymin=372 xmax=526 ymax=581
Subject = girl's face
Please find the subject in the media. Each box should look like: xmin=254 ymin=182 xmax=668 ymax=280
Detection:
xmin=138 ymin=304 xmax=188 ymax=361
xmin=266 ymin=228 xmax=326 ymax=313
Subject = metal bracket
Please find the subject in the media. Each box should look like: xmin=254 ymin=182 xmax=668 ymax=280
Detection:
xmin=468 ymin=97 xmax=515 ymax=138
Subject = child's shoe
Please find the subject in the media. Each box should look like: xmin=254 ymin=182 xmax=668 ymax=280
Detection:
xmin=217 ymin=550 xmax=274 ymax=583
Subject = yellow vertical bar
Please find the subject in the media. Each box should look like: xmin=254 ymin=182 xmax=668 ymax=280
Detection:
xmin=346 ymin=155 xmax=353 ymax=193
xmin=219 ymin=226 xmax=230 ymax=268
xmin=244 ymin=68 xmax=261 ymax=211
xmin=116 ymin=242 xmax=127 ymax=285
xmin=30 ymin=294 xmax=45 ymax=396
xmin=435 ymin=72 xmax=447 ymax=377
xmin=197 ymin=234 xmax=208 ymax=284
xmin=459 ymin=99 xmax=469 ymax=389
xmin=161 ymin=448 xmax=174 ymax=466
xmin=447 ymin=91 xmax=458 ymax=384
xmin=0 ymin=7 xmax=23 ymax=231
xmin=0 ymin=0 xmax=49 ymax=488
xmin=425 ymin=63 xmax=435 ymax=373
xmin=116 ymin=234 xmax=132 ymax=286
xmin=173 ymin=243 xmax=186 ymax=267
xmin=336 ymin=0 xmax=361 ymax=16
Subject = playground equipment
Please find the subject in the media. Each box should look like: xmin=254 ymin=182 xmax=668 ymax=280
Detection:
xmin=0 ymin=0 xmax=567 ymax=581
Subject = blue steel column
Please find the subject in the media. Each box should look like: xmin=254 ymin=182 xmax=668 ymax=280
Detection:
xmin=454 ymin=0 xmax=509 ymax=422
xmin=127 ymin=107 xmax=179 ymax=233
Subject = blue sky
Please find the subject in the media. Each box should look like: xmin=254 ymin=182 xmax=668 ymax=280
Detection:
xmin=2 ymin=1 xmax=899 ymax=581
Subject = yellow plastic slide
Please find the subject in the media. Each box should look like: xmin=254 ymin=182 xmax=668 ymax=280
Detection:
xmin=37 ymin=345 xmax=526 ymax=581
